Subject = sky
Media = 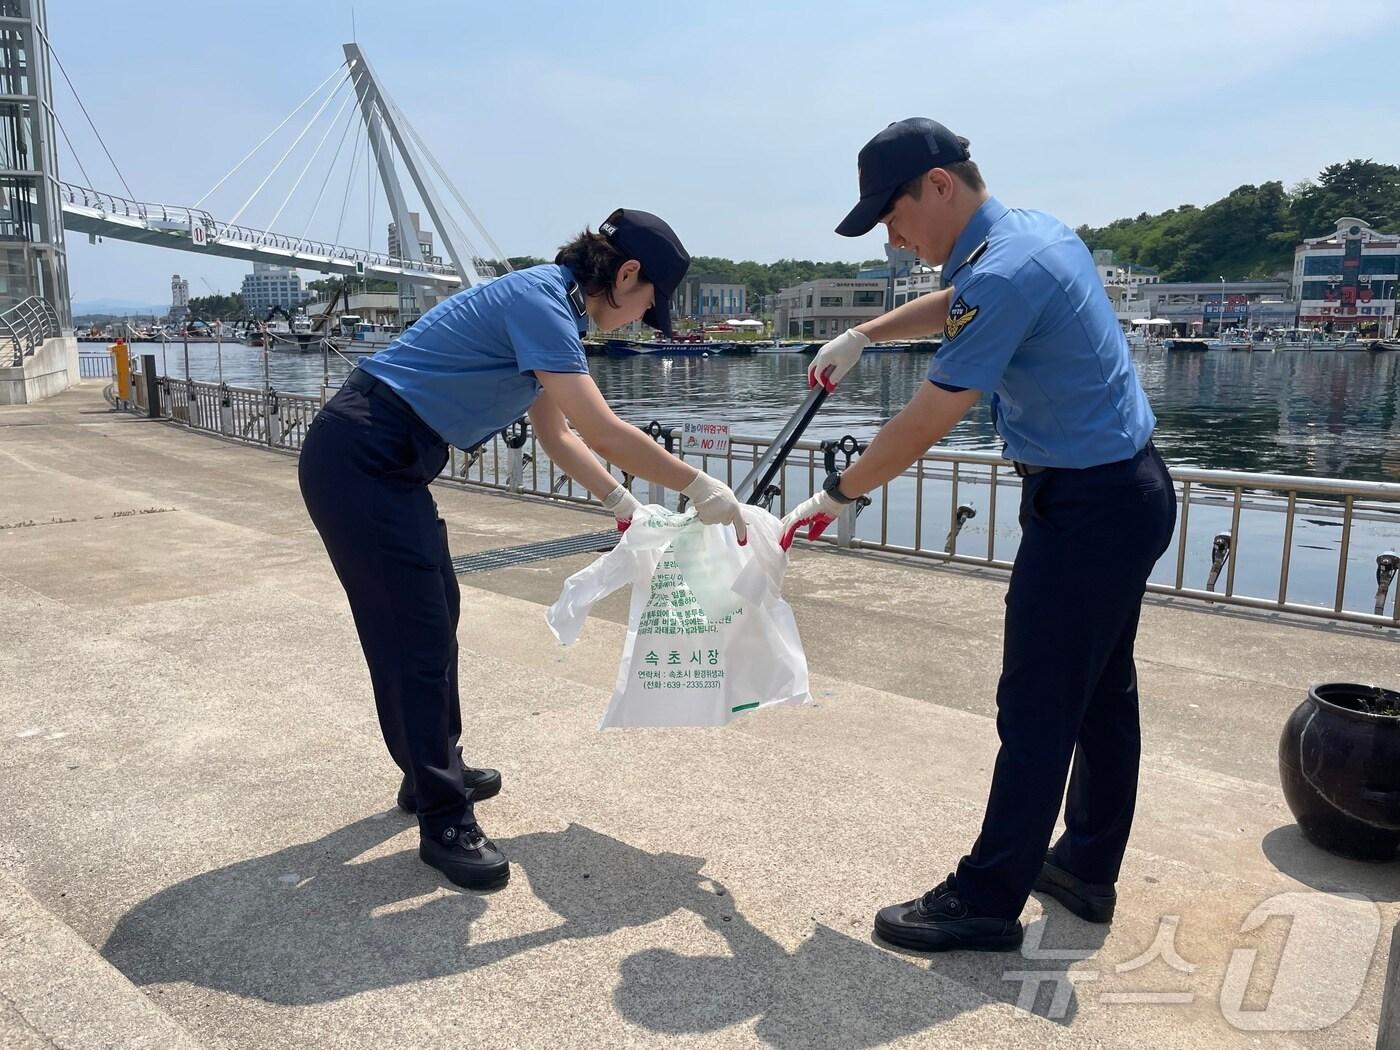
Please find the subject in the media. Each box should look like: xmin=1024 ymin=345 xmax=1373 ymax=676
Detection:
xmin=52 ymin=0 xmax=1400 ymax=310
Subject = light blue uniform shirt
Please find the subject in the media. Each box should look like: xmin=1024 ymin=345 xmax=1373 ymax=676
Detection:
xmin=928 ymin=198 xmax=1156 ymax=469
xmin=358 ymin=264 xmax=589 ymax=450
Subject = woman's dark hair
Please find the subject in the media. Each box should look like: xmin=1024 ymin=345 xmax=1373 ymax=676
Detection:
xmin=555 ymin=229 xmax=628 ymax=307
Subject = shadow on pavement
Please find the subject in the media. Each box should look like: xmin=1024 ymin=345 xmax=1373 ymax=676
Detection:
xmin=1261 ymin=823 xmax=1400 ymax=902
xmin=103 ymin=814 xmax=1109 ymax=1041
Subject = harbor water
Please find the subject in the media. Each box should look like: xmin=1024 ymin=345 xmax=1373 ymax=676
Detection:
xmin=130 ymin=341 xmax=1400 ymax=481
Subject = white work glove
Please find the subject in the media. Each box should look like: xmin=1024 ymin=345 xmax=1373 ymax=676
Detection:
xmin=807 ymin=329 xmax=871 ymax=391
xmin=602 ymin=484 xmax=642 ymax=532
xmin=681 ymin=471 xmax=748 ymax=544
xmin=780 ymin=489 xmax=845 ymax=550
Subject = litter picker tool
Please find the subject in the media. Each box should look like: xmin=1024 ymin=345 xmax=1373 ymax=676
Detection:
xmin=735 ymin=385 xmax=830 ymax=505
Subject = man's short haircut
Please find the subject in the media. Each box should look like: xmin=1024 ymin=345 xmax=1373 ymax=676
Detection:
xmin=886 ymin=137 xmax=984 ymax=213
xmin=944 ymin=137 xmax=985 ymax=191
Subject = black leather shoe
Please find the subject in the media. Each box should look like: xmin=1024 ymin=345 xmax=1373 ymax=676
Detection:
xmin=397 ymin=755 xmax=502 ymax=814
xmin=1033 ymin=852 xmax=1116 ymax=924
xmin=874 ymin=874 xmax=1024 ymax=953
xmin=419 ymin=823 xmax=509 ymax=889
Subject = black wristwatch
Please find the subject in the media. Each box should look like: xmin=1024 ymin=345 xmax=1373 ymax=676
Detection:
xmin=823 ymin=470 xmax=856 ymax=505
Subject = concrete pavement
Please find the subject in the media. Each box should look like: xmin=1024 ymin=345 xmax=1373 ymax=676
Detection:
xmin=1 ymin=383 xmax=1396 ymax=1048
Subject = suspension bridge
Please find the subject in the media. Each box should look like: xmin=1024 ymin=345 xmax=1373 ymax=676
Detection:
xmin=57 ymin=43 xmax=511 ymax=312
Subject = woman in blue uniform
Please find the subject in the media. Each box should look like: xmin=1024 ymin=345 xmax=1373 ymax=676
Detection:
xmin=299 ymin=209 xmax=745 ymax=889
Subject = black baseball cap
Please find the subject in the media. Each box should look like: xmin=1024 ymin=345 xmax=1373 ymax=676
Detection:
xmin=835 ymin=118 xmax=971 ymax=237
xmin=599 ymin=208 xmax=690 ymax=336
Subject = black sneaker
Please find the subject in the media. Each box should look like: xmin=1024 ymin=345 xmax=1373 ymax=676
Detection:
xmin=397 ymin=757 xmax=502 ymax=814
xmin=419 ymin=823 xmax=510 ymax=889
xmin=1033 ymin=852 xmax=1116 ymax=924
xmin=874 ymin=874 xmax=1024 ymax=953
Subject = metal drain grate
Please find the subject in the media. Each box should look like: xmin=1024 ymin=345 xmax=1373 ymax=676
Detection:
xmin=452 ymin=530 xmax=620 ymax=575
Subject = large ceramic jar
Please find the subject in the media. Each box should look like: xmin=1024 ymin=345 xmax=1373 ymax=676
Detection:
xmin=1279 ymin=682 xmax=1400 ymax=861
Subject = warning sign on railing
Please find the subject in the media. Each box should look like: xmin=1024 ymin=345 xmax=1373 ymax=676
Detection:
xmin=680 ymin=422 xmax=729 ymax=455
xmin=189 ymin=221 xmax=207 ymax=247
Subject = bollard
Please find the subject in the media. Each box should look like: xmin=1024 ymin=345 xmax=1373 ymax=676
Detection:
xmin=503 ymin=419 xmax=529 ymax=493
xmin=109 ymin=338 xmax=131 ymax=403
xmin=1380 ymin=919 xmax=1398 ymax=1050
xmin=1207 ymin=532 xmax=1232 ymax=592
xmin=821 ymin=435 xmax=871 ymax=548
xmin=140 ymin=355 xmax=160 ymax=419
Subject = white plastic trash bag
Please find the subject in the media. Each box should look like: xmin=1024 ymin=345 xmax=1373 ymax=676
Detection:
xmin=546 ymin=505 xmax=811 ymax=728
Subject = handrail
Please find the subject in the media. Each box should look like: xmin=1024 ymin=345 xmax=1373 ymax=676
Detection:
xmin=2 ymin=296 xmax=62 ymax=366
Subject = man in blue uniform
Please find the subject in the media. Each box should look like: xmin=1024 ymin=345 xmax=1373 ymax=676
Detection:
xmin=783 ymin=119 xmax=1177 ymax=951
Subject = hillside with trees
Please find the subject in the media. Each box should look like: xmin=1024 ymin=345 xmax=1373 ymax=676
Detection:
xmin=1076 ymin=159 xmax=1400 ymax=281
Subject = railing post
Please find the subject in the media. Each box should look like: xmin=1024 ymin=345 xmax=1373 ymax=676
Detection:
xmin=266 ymin=390 xmax=282 ymax=447
xmin=820 ymin=435 xmax=869 ymax=548
xmin=640 ymin=421 xmax=675 ymax=508
xmin=219 ymin=385 xmax=234 ymax=436
xmin=504 ymin=419 xmax=529 ymax=494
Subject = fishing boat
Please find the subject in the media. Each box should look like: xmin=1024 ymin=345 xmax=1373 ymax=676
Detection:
xmin=603 ymin=337 xmax=716 ymax=358
xmin=332 ymin=315 xmax=400 ymax=354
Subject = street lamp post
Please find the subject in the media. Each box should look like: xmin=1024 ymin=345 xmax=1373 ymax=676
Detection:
xmin=1219 ymin=275 xmax=1226 ymax=337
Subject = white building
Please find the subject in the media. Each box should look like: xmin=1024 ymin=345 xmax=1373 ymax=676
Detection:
xmin=168 ymin=274 xmax=189 ymax=323
xmin=773 ymin=278 xmax=885 ymax=340
xmin=241 ymin=262 xmax=305 ymax=318
xmin=1092 ymin=249 xmax=1159 ymax=289
xmin=893 ymin=265 xmax=941 ymax=308
xmin=1292 ymin=216 xmax=1398 ymax=336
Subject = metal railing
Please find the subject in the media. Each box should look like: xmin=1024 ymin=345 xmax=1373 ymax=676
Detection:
xmin=78 ymin=352 xmax=114 ymax=378
xmin=59 ymin=181 xmax=461 ymax=281
xmin=2 ymin=296 xmax=62 ymax=366
xmin=121 ymin=372 xmax=1400 ymax=630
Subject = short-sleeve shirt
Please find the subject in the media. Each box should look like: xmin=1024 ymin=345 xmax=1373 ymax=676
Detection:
xmin=927 ymin=198 xmax=1156 ymax=469
xmin=358 ymin=263 xmax=589 ymax=451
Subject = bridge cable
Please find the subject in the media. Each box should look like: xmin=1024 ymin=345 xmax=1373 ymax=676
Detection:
xmin=300 ymin=74 xmax=365 ymax=241
xmin=267 ymin=70 xmax=365 ymax=233
xmin=332 ymin=110 xmax=366 ymax=248
xmin=193 ymin=62 xmax=347 ymax=211
xmin=228 ymin=68 xmax=353 ymax=229
xmin=398 ymin=112 xmax=512 ymax=271
xmin=51 ymin=112 xmax=96 ymax=190
xmin=47 ymin=42 xmax=135 ymax=200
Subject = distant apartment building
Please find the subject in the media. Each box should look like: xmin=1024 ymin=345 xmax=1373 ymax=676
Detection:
xmin=774 ymin=278 xmax=885 ymax=339
xmin=671 ymin=274 xmax=746 ymax=322
xmin=241 ymin=262 xmax=305 ymax=317
xmin=387 ymin=212 xmax=442 ymax=265
xmin=1292 ymin=216 xmax=1398 ymax=335
xmin=168 ymin=274 xmax=189 ymax=322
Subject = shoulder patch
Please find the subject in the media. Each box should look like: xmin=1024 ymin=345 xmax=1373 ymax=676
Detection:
xmin=945 ymin=295 xmax=980 ymax=340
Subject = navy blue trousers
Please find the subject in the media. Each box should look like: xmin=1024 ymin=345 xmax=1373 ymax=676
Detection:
xmin=955 ymin=443 xmax=1177 ymax=919
xmin=298 ymin=377 xmax=471 ymax=838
